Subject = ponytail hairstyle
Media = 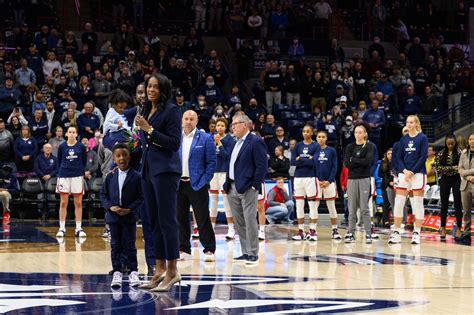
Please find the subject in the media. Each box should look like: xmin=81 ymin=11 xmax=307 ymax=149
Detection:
xmin=354 ymin=123 xmax=368 ymax=147
xmin=407 ymin=115 xmax=422 ymax=132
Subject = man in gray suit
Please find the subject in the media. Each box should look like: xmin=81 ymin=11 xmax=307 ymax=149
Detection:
xmin=224 ymin=114 xmax=267 ymax=265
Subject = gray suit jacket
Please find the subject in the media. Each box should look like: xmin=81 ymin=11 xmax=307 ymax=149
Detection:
xmin=458 ymin=149 xmax=474 ymax=191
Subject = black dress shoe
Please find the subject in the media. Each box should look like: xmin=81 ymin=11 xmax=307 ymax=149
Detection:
xmin=245 ymin=255 xmax=259 ymax=265
xmin=147 ymin=265 xmax=156 ymax=277
xmin=233 ymin=254 xmax=248 ymax=262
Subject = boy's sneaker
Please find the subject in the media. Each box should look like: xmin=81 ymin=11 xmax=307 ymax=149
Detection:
xmin=365 ymin=234 xmax=373 ymax=244
xmin=111 ymin=271 xmax=123 ymax=288
xmin=332 ymin=228 xmax=342 ymax=240
xmin=344 ymin=233 xmax=355 ymax=243
xmin=411 ymin=232 xmax=420 ymax=245
xmin=75 ymin=229 xmax=87 ymax=238
xmin=56 ymin=229 xmax=66 ymax=238
xmin=128 ymin=271 xmax=140 ymax=287
xmin=388 ymin=231 xmax=401 ymax=244
xmin=191 ymin=228 xmax=199 ymax=239
xmin=306 ymin=229 xmax=318 ymax=241
xmin=102 ymin=228 xmax=111 ymax=238
xmin=292 ymin=229 xmax=306 ymax=241
xmin=225 ymin=228 xmax=235 ymax=240
xmin=258 ymin=229 xmax=265 ymax=241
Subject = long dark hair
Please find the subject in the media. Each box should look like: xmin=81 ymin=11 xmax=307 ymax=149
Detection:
xmin=381 ymin=148 xmax=392 ymax=172
xmin=440 ymin=134 xmax=460 ymax=165
xmin=143 ymin=73 xmax=171 ymax=114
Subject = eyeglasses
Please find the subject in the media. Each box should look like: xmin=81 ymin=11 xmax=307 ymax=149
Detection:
xmin=231 ymin=121 xmax=244 ymax=127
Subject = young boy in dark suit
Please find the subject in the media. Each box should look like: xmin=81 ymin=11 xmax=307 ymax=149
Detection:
xmin=100 ymin=143 xmax=143 ymax=288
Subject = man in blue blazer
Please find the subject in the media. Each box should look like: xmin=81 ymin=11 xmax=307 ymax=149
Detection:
xmin=224 ymin=114 xmax=267 ymax=265
xmin=177 ymin=110 xmax=217 ymax=262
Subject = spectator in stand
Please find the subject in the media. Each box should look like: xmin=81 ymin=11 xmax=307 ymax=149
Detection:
xmin=35 ymin=25 xmax=50 ymax=55
xmin=314 ymin=0 xmax=332 ymax=39
xmin=271 ymin=4 xmax=288 ymax=39
xmin=447 ymin=69 xmax=462 ymax=123
xmin=14 ymin=126 xmax=37 ymax=172
xmin=174 ymin=91 xmax=192 ymax=114
xmin=236 ymin=39 xmax=254 ymax=82
xmin=0 ymin=119 xmax=14 ymax=162
xmin=48 ymin=126 xmax=65 ymax=157
xmin=42 ymin=52 xmax=61 ymax=81
xmin=413 ymin=67 xmax=430 ymax=96
xmin=61 ymin=108 xmax=78 ymax=130
xmin=254 ymin=113 xmax=266 ymax=135
xmin=341 ymin=115 xmax=355 ymax=148
xmin=371 ymin=0 xmax=386 ymax=39
xmin=265 ymin=178 xmax=294 ymax=223
xmin=15 ymin=58 xmax=36 ymax=92
xmin=226 ymin=85 xmax=243 ymax=108
xmin=183 ymin=27 xmax=205 ymax=57
xmin=264 ymin=62 xmax=283 ymax=114
xmin=268 ymin=146 xmax=290 ymax=179
xmin=194 ymin=95 xmax=212 ymax=132
xmin=268 ymin=126 xmax=289 ymax=158
xmin=330 ymin=86 xmax=348 ymax=108
xmin=81 ymin=23 xmax=98 ymax=54
xmin=29 ymin=109 xmax=48 ymax=147
xmin=401 ymin=85 xmax=422 ymax=115
xmin=328 ymin=39 xmax=345 ymax=65
xmin=144 ymin=28 xmax=161 ymax=54
xmin=7 ymin=116 xmax=23 ymax=139
xmin=193 ymin=0 xmax=207 ymax=31
xmin=34 ymin=143 xmax=57 ymax=182
xmin=374 ymin=92 xmax=390 ymax=113
xmin=425 ymin=145 xmax=437 ymax=188
xmin=375 ymin=74 xmax=393 ymax=103
xmin=317 ymin=112 xmax=338 ymax=147
xmin=199 ymin=76 xmax=223 ymax=107
xmin=167 ymin=36 xmax=183 ymax=59
xmin=81 ymin=137 xmax=99 ymax=182
xmin=369 ymin=37 xmax=385 ymax=60
xmin=363 ymin=99 xmax=385 ymax=148
xmin=1 ymin=61 xmax=15 ymax=86
xmin=448 ymin=42 xmax=465 ymax=63
xmin=313 ymin=106 xmax=324 ymax=127
xmin=356 ymin=100 xmax=368 ymax=120
xmin=0 ymin=78 xmax=21 ymax=121
xmin=26 ymin=44 xmax=43 ymax=85
xmin=116 ymin=67 xmax=136 ymax=97
xmin=111 ymin=24 xmax=132 ymax=55
xmin=283 ymin=65 xmax=301 ymax=106
xmin=207 ymin=60 xmax=228 ymax=89
xmin=391 ymin=18 xmax=410 ymax=52
xmin=74 ymin=76 xmax=94 ymax=109
xmin=288 ymin=37 xmax=305 ymax=65
xmin=82 ymin=102 xmax=104 ymax=127
xmin=92 ymin=70 xmax=111 ymax=116
xmin=31 ymin=92 xmax=46 ymax=115
xmin=422 ymin=86 xmax=438 ymax=114
xmin=44 ymin=100 xmax=61 ymax=138
xmin=247 ymin=8 xmax=263 ymax=38
xmin=77 ymin=102 xmax=100 ymax=139
xmin=261 ymin=114 xmax=278 ymax=145
xmin=62 ymin=53 xmax=78 ymax=77
xmin=407 ymin=37 xmax=426 ymax=68
xmin=309 ymin=71 xmax=328 ymax=112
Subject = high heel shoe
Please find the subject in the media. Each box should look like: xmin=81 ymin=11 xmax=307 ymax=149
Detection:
xmin=150 ymin=274 xmax=181 ymax=292
xmin=138 ymin=274 xmax=165 ymax=289
xmin=439 ymin=228 xmax=446 ymax=242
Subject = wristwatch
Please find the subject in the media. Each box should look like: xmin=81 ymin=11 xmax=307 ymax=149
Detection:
xmin=147 ymin=126 xmax=154 ymax=135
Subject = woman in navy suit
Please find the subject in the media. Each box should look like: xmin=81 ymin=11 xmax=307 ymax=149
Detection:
xmin=135 ymin=74 xmax=182 ymax=292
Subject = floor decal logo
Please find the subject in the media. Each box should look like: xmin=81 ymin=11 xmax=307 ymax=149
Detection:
xmin=0 ymin=273 xmax=420 ymax=314
xmin=291 ymin=253 xmax=451 ymax=265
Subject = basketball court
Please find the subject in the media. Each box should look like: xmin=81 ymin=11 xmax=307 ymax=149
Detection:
xmin=0 ymin=221 xmax=472 ymax=314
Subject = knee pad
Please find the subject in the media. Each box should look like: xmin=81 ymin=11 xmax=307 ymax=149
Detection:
xmin=296 ymin=199 xmax=305 ymax=219
xmin=309 ymin=201 xmax=319 ymax=220
xmin=394 ymin=195 xmax=407 ymax=218
xmin=412 ymin=196 xmax=425 ymax=219
xmin=209 ymin=194 xmax=218 ymax=217
xmin=326 ymin=200 xmax=338 ymax=219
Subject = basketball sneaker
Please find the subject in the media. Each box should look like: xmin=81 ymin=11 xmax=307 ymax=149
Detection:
xmin=344 ymin=233 xmax=355 ymax=243
xmin=129 ymin=271 xmax=141 ymax=287
xmin=75 ymin=229 xmax=87 ymax=238
xmin=365 ymin=234 xmax=373 ymax=244
xmin=388 ymin=231 xmax=401 ymax=244
xmin=191 ymin=227 xmax=199 ymax=239
xmin=292 ymin=229 xmax=306 ymax=241
xmin=411 ymin=232 xmax=420 ymax=245
xmin=101 ymin=227 xmax=111 ymax=238
xmin=258 ymin=229 xmax=265 ymax=241
xmin=225 ymin=227 xmax=235 ymax=240
xmin=306 ymin=229 xmax=318 ymax=241
xmin=332 ymin=228 xmax=342 ymax=240
xmin=56 ymin=229 xmax=66 ymax=238
xmin=111 ymin=271 xmax=123 ymax=288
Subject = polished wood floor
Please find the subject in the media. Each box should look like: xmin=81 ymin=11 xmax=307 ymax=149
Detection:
xmin=0 ymin=221 xmax=472 ymax=314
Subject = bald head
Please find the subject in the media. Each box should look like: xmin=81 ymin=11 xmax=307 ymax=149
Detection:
xmin=182 ymin=110 xmax=198 ymax=135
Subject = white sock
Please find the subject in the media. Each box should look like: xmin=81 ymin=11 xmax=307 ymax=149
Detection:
xmin=310 ymin=223 xmax=317 ymax=230
xmin=75 ymin=221 xmax=81 ymax=231
xmin=332 ymin=224 xmax=338 ymax=229
xmin=193 ymin=223 xmax=198 ymax=229
xmin=59 ymin=221 xmax=66 ymax=231
xmin=211 ymin=223 xmax=216 ymax=229
xmin=298 ymin=224 xmax=305 ymax=231
xmin=259 ymin=225 xmax=265 ymax=233
xmin=228 ymin=223 xmax=234 ymax=232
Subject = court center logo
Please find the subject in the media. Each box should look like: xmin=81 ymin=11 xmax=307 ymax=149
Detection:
xmin=0 ymin=273 xmax=421 ymax=313
xmin=291 ymin=253 xmax=452 ymax=265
